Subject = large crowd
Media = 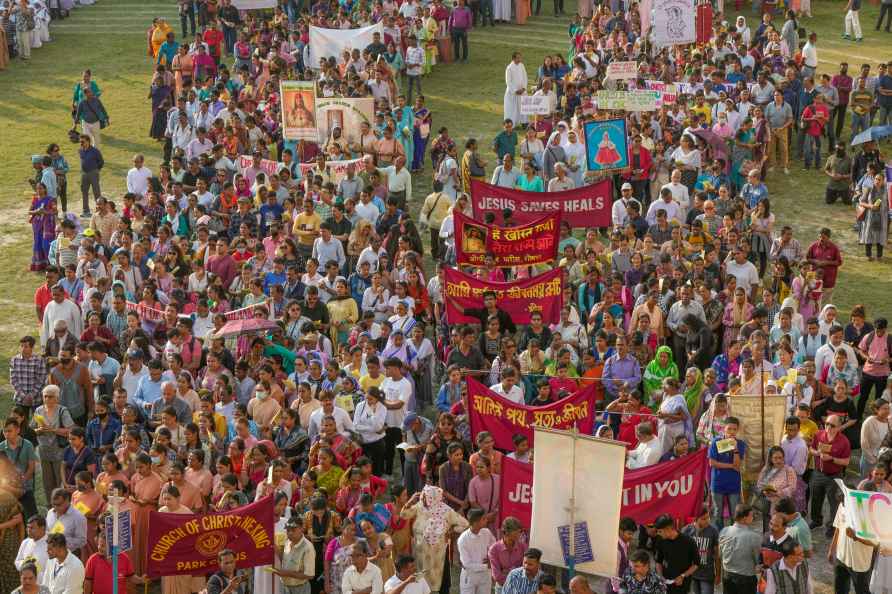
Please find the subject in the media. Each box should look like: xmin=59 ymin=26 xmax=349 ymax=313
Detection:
xmin=4 ymin=0 xmax=892 ymax=594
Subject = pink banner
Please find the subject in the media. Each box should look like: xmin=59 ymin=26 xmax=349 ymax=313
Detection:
xmin=499 ymin=449 xmax=709 ymax=530
xmin=470 ymin=179 xmax=612 ymax=227
xmin=443 ymin=267 xmax=563 ymax=326
xmin=466 ymin=377 xmax=596 ymax=451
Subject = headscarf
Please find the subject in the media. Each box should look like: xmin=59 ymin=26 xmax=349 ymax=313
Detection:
xmin=682 ymin=367 xmax=704 ymax=419
xmin=421 ymin=485 xmax=451 ymax=546
xmin=697 ymin=394 xmax=732 ymax=444
xmin=643 ymin=345 xmax=679 ymax=403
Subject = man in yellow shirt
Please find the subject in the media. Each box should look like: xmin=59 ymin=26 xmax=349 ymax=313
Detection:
xmin=293 ymin=197 xmax=321 ymax=259
xmin=359 ymin=355 xmax=386 ymax=393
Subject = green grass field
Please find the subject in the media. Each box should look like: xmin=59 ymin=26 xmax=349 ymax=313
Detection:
xmin=0 ymin=0 xmax=888 ymax=493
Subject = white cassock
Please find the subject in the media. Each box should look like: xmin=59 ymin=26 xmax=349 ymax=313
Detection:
xmin=503 ymin=61 xmax=528 ymax=126
xmin=40 ymin=298 xmax=83 ymax=347
xmin=494 ymin=0 xmax=511 ymax=21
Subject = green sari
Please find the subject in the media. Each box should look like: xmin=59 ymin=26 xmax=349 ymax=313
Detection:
xmin=682 ymin=368 xmax=705 ymax=420
xmin=642 ymin=345 xmax=679 ymax=406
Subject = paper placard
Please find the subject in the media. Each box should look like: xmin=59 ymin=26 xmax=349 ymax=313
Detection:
xmin=606 ymin=61 xmax=638 ymax=80
xmin=520 ymin=95 xmax=552 ymax=116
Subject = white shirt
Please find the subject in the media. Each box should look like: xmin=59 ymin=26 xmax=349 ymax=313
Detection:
xmin=457 ymin=527 xmax=497 ymax=572
xmin=342 ymin=562 xmax=384 ymax=594
xmin=725 ymin=259 xmax=761 ymax=293
xmin=41 ymin=551 xmax=86 ymax=594
xmin=126 ymin=166 xmax=153 ymax=197
xmin=120 ymin=365 xmax=150 ymax=404
xmin=307 ymin=406 xmax=355 ymax=442
xmin=15 ymin=535 xmax=49 ymax=581
xmin=802 ymin=41 xmax=817 ymax=68
xmin=186 ymin=137 xmax=215 ymax=162
xmin=626 ymin=437 xmax=663 ymax=469
xmin=406 ymin=45 xmax=425 ymax=76
xmin=661 ymin=181 xmax=690 ymax=215
xmin=813 ymin=341 xmax=858 ymax=376
xmin=353 ymin=400 xmax=387 ymax=443
xmin=645 ymin=198 xmax=682 ymax=225
xmin=385 ymin=574 xmax=432 ymax=594
xmin=355 ymin=200 xmax=381 ymax=225
xmin=45 ymin=506 xmax=88 ymax=552
xmin=491 ymin=383 xmax=524 ymax=405
xmin=381 ymin=376 xmax=413 ymax=428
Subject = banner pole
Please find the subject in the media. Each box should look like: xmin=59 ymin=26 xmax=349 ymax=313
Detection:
xmin=110 ymin=490 xmax=121 ymax=594
xmin=568 ymin=424 xmax=578 ymax=579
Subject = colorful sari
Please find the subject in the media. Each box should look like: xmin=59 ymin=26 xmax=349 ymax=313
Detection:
xmin=642 ymin=345 xmax=679 ymax=406
xmin=30 ymin=194 xmax=56 ymax=271
xmin=682 ymin=368 xmax=705 ymax=420
xmin=412 ymin=107 xmax=432 ymax=171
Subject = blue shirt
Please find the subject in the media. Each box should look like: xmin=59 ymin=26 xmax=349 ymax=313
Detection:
xmin=78 ymin=146 xmax=104 ymax=172
xmin=133 ymin=375 xmax=164 ymax=410
xmin=502 ymin=568 xmax=545 ymax=594
xmin=85 ymin=416 xmax=122 ymax=452
xmin=708 ymin=436 xmax=746 ymax=494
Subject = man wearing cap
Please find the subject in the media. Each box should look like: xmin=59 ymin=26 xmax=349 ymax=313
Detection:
xmin=40 ymin=284 xmax=83 ymax=347
xmin=612 ymin=183 xmax=641 ymax=229
xmin=402 ymin=412 xmax=433 ymax=495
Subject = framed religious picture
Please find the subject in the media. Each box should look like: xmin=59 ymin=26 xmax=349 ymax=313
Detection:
xmin=583 ymin=118 xmax=629 ymax=174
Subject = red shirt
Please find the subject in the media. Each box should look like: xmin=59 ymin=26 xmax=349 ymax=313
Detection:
xmin=85 ymin=550 xmax=134 ymax=593
xmin=806 ymin=239 xmax=842 ymax=288
xmin=203 ymin=29 xmax=224 ymax=57
xmin=35 ymin=284 xmax=54 ymax=322
xmin=813 ymin=429 xmax=851 ymax=476
xmin=801 ymin=103 xmax=829 ymax=137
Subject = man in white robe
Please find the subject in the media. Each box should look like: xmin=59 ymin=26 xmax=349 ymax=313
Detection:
xmin=493 ymin=0 xmax=512 ymax=22
xmin=503 ymin=52 xmax=528 ymax=126
xmin=40 ymin=285 xmax=83 ymax=347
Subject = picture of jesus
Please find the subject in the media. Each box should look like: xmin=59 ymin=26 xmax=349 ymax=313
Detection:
xmin=287 ymin=91 xmax=316 ymax=129
xmin=462 ymin=224 xmax=487 ymax=254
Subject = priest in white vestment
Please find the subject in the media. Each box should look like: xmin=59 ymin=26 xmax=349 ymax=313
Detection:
xmin=503 ymin=53 xmax=528 ymax=126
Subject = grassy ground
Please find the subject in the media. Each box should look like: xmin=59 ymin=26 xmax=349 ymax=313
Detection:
xmin=0 ymin=1 xmax=887 ymax=585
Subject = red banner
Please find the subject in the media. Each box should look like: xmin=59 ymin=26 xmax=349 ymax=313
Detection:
xmin=454 ymin=211 xmax=560 ymax=267
xmin=444 ymin=267 xmax=563 ymax=326
xmin=499 ymin=449 xmax=708 ymax=530
xmin=146 ymin=496 xmax=275 ymax=577
xmin=466 ymin=377 xmax=596 ymax=451
xmin=470 ymin=179 xmax=612 ymax=228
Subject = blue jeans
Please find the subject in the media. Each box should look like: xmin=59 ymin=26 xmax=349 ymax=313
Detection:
xmin=880 ymin=105 xmax=892 ymax=126
xmin=851 ymin=111 xmax=870 ymax=137
xmin=711 ymin=491 xmax=740 ymax=529
xmin=692 ymin=579 xmax=716 ymax=594
xmin=803 ymin=134 xmax=821 ymax=168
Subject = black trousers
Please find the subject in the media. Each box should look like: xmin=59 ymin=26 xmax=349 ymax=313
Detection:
xmin=834 ymin=562 xmax=872 ymax=594
xmin=180 ymin=4 xmax=195 ymax=37
xmin=877 ymin=4 xmax=892 ymax=31
xmin=859 ymin=372 xmax=888 ymax=419
xmin=384 ymin=427 xmax=404 ymax=475
xmin=722 ymin=573 xmax=757 ymax=594
xmin=452 ymin=30 xmax=468 ymax=61
xmin=810 ymin=470 xmax=842 ymax=526
xmin=21 ymin=489 xmax=38 ymax=521
xmin=362 ymin=437 xmax=387 ymax=477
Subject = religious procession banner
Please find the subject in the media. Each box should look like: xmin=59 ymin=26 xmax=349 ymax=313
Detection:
xmin=126 ymin=301 xmax=270 ymax=322
xmin=531 ymin=428 xmax=626 ymax=577
xmin=280 ymin=81 xmax=317 ymax=141
xmin=145 ymin=496 xmax=275 ymax=577
xmin=651 ymin=0 xmax=696 ymax=47
xmin=594 ymin=90 xmax=660 ymax=111
xmin=308 ymin=23 xmax=384 ymax=69
xmin=236 ymin=155 xmax=282 ymax=179
xmin=470 ymin=179 xmax=612 ymax=228
xmin=731 ymin=394 xmax=788 ymax=481
xmin=299 ymin=157 xmax=364 ymax=184
xmin=466 ymin=377 xmax=596 ymax=451
xmin=454 ymin=211 xmax=559 ymax=267
xmin=443 ymin=267 xmax=563 ymax=326
xmin=837 ymin=479 xmax=892 ymax=546
xmin=500 ymin=448 xmax=708 ymax=531
xmin=315 ymin=97 xmax=375 ymax=145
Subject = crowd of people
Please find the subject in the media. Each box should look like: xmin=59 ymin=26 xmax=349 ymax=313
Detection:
xmin=0 ymin=0 xmax=91 ymax=67
xmin=7 ymin=0 xmax=892 ymax=594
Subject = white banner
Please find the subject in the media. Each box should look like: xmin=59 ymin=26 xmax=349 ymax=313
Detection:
xmin=232 ymin=0 xmax=275 ymax=8
xmin=651 ymin=0 xmax=696 ymax=47
xmin=530 ymin=428 xmax=626 ymax=577
xmin=316 ymin=97 xmax=375 ymax=144
xmin=308 ymin=24 xmax=384 ymax=70
xmin=520 ymin=95 xmax=551 ymax=116
xmin=606 ymin=61 xmax=638 ymax=80
xmin=837 ymin=479 xmax=892 ymax=546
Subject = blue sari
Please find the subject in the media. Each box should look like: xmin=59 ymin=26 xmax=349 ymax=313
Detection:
xmin=412 ymin=106 xmax=431 ymax=171
xmin=393 ymin=105 xmax=415 ymax=164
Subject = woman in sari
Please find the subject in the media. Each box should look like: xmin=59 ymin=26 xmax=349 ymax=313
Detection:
xmin=361 ymin=518 xmax=396 ymax=581
xmin=722 ymin=287 xmax=753 ymax=354
xmin=460 ymin=139 xmax=486 ymax=195
xmin=158 ymin=485 xmax=207 ymax=594
xmin=72 ymin=471 xmax=106 ymax=558
xmin=642 ymin=346 xmax=678 ymax=407
xmin=394 ymin=99 xmax=415 ymax=166
xmin=324 ymin=517 xmax=358 ymax=594
xmin=96 ymin=453 xmax=130 ymax=498
xmin=412 ymin=96 xmax=432 ymax=172
xmin=0 ymin=459 xmax=24 ymax=594
xmin=312 ymin=447 xmax=345 ymax=503
xmin=148 ymin=17 xmax=173 ymax=59
xmin=656 ymin=377 xmax=693 ymax=452
xmin=681 ymin=367 xmax=706 ymax=421
xmin=170 ymin=45 xmax=193 ymax=98
xmin=29 ymin=182 xmax=56 ymax=271
xmin=730 ymin=118 xmax=756 ymax=192
xmin=130 ymin=453 xmax=164 ymax=576
xmin=696 ymin=393 xmax=731 ymax=446
xmin=430 ymin=127 xmax=455 ymax=172
xmin=385 ymin=484 xmax=413 ymax=557
xmin=149 ymin=74 xmax=172 ymax=141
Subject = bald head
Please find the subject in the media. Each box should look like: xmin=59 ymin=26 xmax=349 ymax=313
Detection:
xmin=569 ymin=576 xmax=594 ymax=594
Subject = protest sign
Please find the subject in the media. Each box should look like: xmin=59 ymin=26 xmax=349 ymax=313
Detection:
xmin=146 ymin=496 xmax=275 ymax=577
xmin=520 ymin=95 xmax=552 ymax=115
xmin=643 ymin=80 xmax=679 ymax=106
xmin=443 ymin=267 xmax=563 ymax=326
xmin=470 ymin=179 xmax=612 ymax=228
xmin=466 ymin=377 xmax=596 ymax=451
xmin=731 ymin=394 xmax=788 ymax=481
xmin=837 ymin=479 xmax=892 ymax=546
xmin=500 ymin=448 xmax=708 ymax=530
xmin=606 ymin=61 xmax=638 ymax=80
xmin=232 ymin=0 xmax=275 ymax=8
xmin=236 ymin=155 xmax=281 ymax=179
xmin=280 ymin=81 xmax=317 ymax=141
xmin=299 ymin=157 xmax=363 ymax=184
xmin=315 ymin=97 xmax=375 ymax=145
xmin=531 ymin=428 xmax=626 ymax=577
xmin=595 ymin=90 xmax=660 ymax=111
xmin=652 ymin=0 xmax=696 ymax=46
xmin=454 ymin=211 xmax=559 ymax=267
xmin=308 ymin=23 xmax=384 ymax=69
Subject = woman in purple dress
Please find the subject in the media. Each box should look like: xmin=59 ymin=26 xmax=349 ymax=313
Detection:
xmin=412 ymin=96 xmax=432 ymax=172
xmin=29 ymin=182 xmax=56 ymax=271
